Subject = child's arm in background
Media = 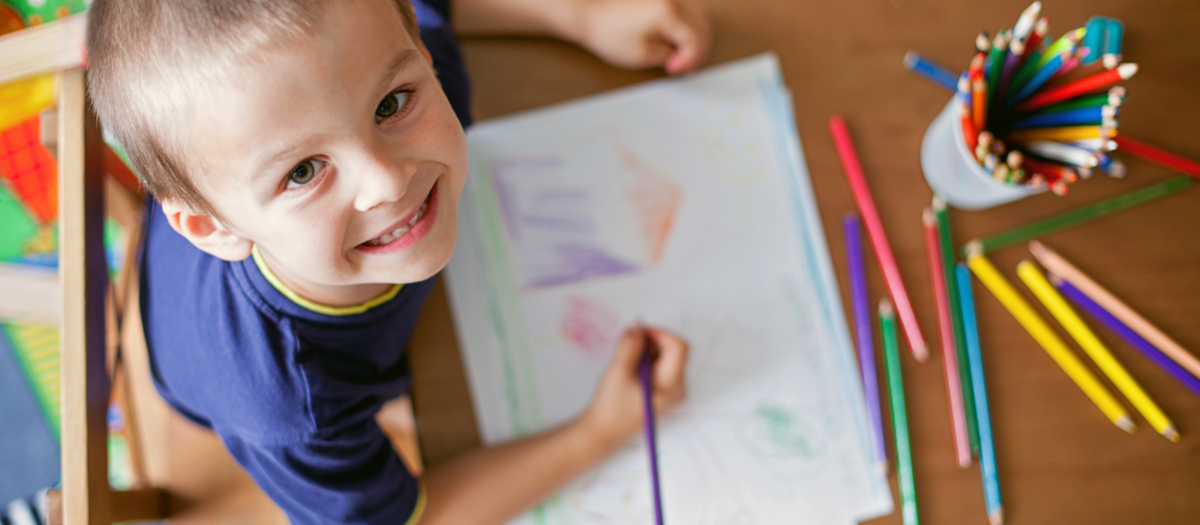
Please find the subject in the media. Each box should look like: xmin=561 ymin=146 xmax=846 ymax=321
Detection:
xmin=419 ymin=326 xmax=688 ymax=524
xmin=451 ymin=0 xmax=711 ymax=74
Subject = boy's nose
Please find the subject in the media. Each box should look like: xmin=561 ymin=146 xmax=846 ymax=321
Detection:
xmin=353 ymin=155 xmax=418 ymax=212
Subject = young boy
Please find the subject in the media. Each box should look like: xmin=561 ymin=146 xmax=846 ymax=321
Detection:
xmin=86 ymin=0 xmax=709 ymax=523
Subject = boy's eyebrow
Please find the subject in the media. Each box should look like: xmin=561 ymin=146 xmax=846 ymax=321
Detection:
xmin=377 ymin=48 xmax=422 ymax=94
xmin=250 ymin=49 xmax=423 ymax=182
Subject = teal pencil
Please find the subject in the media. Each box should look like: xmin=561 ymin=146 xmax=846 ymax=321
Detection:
xmin=956 ymin=264 xmax=1004 ymax=525
xmin=881 ymin=299 xmax=919 ymax=525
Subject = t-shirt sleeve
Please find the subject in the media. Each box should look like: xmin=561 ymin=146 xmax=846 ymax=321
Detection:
xmin=221 ymin=421 xmax=425 ymax=525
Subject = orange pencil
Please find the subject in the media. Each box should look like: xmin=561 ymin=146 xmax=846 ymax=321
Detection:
xmin=924 ymin=208 xmax=972 ymax=467
xmin=829 ymin=116 xmax=929 ymax=361
xmin=972 ymin=77 xmax=988 ymax=131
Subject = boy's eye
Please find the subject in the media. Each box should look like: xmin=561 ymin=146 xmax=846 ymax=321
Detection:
xmin=375 ymin=90 xmax=411 ymax=123
xmin=286 ymin=159 xmax=325 ymax=189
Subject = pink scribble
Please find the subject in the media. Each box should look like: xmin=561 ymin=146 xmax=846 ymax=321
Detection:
xmin=561 ymin=296 xmax=622 ymax=356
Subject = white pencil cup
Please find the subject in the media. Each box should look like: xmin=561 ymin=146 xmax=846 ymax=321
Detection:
xmin=920 ymin=99 xmax=1043 ymax=210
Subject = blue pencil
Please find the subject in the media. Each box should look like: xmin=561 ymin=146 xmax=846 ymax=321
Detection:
xmin=904 ymin=51 xmax=959 ymax=92
xmin=1053 ymin=277 xmax=1200 ymax=399
xmin=1081 ymin=17 xmax=1108 ymax=65
xmin=1012 ymin=106 xmax=1118 ymax=129
xmin=956 ymin=264 xmax=1003 ymax=525
xmin=1005 ymin=53 xmax=1065 ymax=108
xmin=1102 ymin=19 xmax=1125 ymax=69
xmin=638 ymin=331 xmax=665 ymax=525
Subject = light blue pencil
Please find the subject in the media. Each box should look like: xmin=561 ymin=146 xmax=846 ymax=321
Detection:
xmin=956 ymin=264 xmax=1003 ymax=525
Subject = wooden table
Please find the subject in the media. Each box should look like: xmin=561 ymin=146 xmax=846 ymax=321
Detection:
xmin=409 ymin=1 xmax=1200 ymax=523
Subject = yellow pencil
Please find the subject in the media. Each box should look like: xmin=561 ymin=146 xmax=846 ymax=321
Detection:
xmin=965 ymin=250 xmax=1133 ymax=432
xmin=1017 ymin=261 xmax=1179 ymax=442
xmin=1007 ymin=125 xmax=1117 ymax=143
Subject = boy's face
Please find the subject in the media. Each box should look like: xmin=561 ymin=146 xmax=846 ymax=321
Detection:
xmin=181 ymin=0 xmax=467 ymax=304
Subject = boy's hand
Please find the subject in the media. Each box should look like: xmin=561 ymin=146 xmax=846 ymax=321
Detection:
xmin=572 ymin=0 xmax=711 ymax=74
xmin=580 ymin=325 xmax=689 ymax=449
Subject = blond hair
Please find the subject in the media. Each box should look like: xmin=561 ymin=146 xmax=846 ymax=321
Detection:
xmin=87 ymin=0 xmax=420 ymax=219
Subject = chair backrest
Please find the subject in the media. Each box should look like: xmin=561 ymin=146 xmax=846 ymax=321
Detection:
xmin=54 ymin=68 xmax=169 ymax=525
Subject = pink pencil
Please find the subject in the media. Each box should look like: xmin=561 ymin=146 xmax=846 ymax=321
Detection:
xmin=924 ymin=208 xmax=971 ymax=467
xmin=829 ymin=116 xmax=929 ymax=362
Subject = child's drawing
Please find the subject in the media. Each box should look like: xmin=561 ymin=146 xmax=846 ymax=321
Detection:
xmin=700 ymin=99 xmax=769 ymax=185
xmin=487 ymin=134 xmax=682 ymax=290
xmin=560 ymin=296 xmax=622 ymax=357
xmin=740 ymin=403 xmax=828 ymax=479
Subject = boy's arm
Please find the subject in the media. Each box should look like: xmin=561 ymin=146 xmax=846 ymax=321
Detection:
xmin=419 ymin=326 xmax=688 ymax=524
xmin=450 ymin=0 xmax=711 ymax=74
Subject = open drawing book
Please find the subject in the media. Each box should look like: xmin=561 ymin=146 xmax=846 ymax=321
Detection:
xmin=446 ymin=53 xmax=892 ymax=525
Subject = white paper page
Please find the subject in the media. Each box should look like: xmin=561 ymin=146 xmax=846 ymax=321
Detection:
xmin=446 ymin=54 xmax=891 ymax=525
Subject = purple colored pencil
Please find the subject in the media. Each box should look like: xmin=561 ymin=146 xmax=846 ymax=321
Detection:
xmin=639 ymin=331 xmax=666 ymax=525
xmin=1053 ymin=276 xmax=1200 ymax=399
xmin=844 ymin=213 xmax=888 ymax=472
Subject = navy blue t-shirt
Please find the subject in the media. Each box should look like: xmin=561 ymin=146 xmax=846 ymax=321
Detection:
xmin=139 ymin=2 xmax=471 ymax=524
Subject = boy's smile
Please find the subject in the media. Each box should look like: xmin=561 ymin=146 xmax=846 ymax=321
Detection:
xmin=175 ymin=0 xmax=468 ymax=307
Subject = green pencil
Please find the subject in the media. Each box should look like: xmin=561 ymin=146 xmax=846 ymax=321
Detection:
xmin=986 ymin=30 xmax=1010 ymax=109
xmin=964 ymin=176 xmax=1193 ymax=256
xmin=881 ymin=298 xmax=919 ymax=525
xmin=1033 ymin=92 xmax=1122 ymax=116
xmin=933 ymin=196 xmax=979 ymax=455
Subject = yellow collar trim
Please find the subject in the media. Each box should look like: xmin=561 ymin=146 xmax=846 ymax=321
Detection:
xmin=251 ymin=245 xmax=402 ymax=316
xmin=403 ymin=483 xmax=427 ymax=525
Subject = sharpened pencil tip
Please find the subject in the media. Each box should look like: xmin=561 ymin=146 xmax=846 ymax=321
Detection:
xmin=1116 ymin=414 xmax=1136 ymax=433
xmin=1164 ymin=425 xmax=1180 ymax=442
xmin=931 ymin=194 xmax=946 ymax=212
xmin=903 ymin=50 xmax=918 ymax=69
xmin=922 ymin=207 xmax=935 ymax=226
xmin=989 ymin=507 xmax=1004 ymax=525
xmin=912 ymin=344 xmax=930 ymax=363
xmin=964 ymin=239 xmax=983 ymax=258
xmin=879 ymin=298 xmax=894 ymax=317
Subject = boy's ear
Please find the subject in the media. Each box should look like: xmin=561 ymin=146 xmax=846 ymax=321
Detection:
xmin=160 ymin=200 xmax=254 ymax=262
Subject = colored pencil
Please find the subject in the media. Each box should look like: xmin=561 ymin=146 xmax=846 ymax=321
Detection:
xmin=1011 ymin=2 xmax=1043 ymax=48
xmin=1007 ymin=125 xmax=1115 ymax=143
xmin=1055 ymin=276 xmax=1200 ymax=400
xmin=1025 ymin=16 xmax=1049 ymax=57
xmin=1017 ymin=261 xmax=1178 ymax=442
xmin=1006 ymin=47 xmax=1046 ymax=99
xmin=999 ymin=2 xmax=1042 ymax=98
xmin=1012 ymin=105 xmax=1117 ymax=129
xmin=965 ymin=176 xmax=1192 ymax=255
xmin=880 ymin=299 xmax=919 ymax=525
xmin=1005 ymin=52 xmax=1068 ymax=108
xmin=1044 ymin=60 xmax=1106 ymax=90
xmin=905 ymin=51 xmax=959 ymax=92
xmin=923 ymin=208 xmax=971 ymax=467
xmin=965 ymin=251 xmax=1133 ymax=432
xmin=638 ymin=327 xmax=665 ymax=525
xmin=955 ymin=264 xmax=1003 ymax=525
xmin=933 ymin=196 xmax=979 ymax=455
xmin=1102 ymin=19 xmax=1124 ymax=70
xmin=844 ymin=213 xmax=888 ymax=473
xmin=1028 ymin=241 xmax=1200 ymax=381
xmin=1017 ymin=141 xmax=1100 ymax=167
xmin=976 ymin=31 xmax=992 ymax=55
xmin=1015 ymin=63 xmax=1138 ymax=112
xmin=1022 ymin=157 xmax=1080 ymax=186
xmin=1096 ymin=154 xmax=1127 ymax=178
xmin=829 ymin=116 xmax=929 ymax=361
xmin=1034 ymin=28 xmax=1086 ymax=70
xmin=986 ymin=30 xmax=1010 ymax=106
xmin=1031 ymin=89 xmax=1124 ymax=115
xmin=972 ymin=77 xmax=988 ymax=132
xmin=1113 ymin=135 xmax=1200 ymax=179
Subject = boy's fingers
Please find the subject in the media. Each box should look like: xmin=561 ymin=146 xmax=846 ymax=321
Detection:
xmin=646 ymin=328 xmax=688 ymax=390
xmin=611 ymin=326 xmax=647 ymax=371
xmin=657 ymin=15 xmax=701 ymax=74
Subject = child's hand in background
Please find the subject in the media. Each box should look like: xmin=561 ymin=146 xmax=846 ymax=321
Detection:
xmin=572 ymin=0 xmax=711 ymax=74
xmin=581 ymin=325 xmax=689 ymax=448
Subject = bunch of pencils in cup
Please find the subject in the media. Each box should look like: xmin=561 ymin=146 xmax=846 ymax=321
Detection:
xmin=937 ymin=2 xmax=1133 ymax=195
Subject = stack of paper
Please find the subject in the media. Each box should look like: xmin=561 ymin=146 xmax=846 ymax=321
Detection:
xmin=446 ymin=53 xmax=892 ymax=525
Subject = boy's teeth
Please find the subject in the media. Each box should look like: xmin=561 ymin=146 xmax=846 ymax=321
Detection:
xmin=365 ymin=200 xmax=429 ymax=246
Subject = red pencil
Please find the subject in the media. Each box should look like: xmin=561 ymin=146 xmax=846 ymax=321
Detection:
xmin=1113 ymin=135 xmax=1200 ymax=179
xmin=923 ymin=208 xmax=972 ymax=468
xmin=829 ymin=116 xmax=929 ymax=362
xmin=960 ymin=103 xmax=978 ymax=154
xmin=1015 ymin=63 xmax=1138 ymax=111
xmin=972 ymin=77 xmax=988 ymax=131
